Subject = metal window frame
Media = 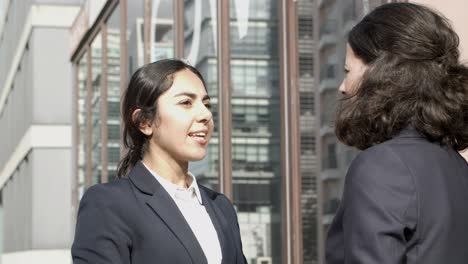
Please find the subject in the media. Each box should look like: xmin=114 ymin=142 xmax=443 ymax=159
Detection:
xmin=174 ymin=0 xmax=184 ymax=58
xmin=279 ymin=0 xmax=303 ymax=263
xmin=144 ymin=0 xmax=151 ymax=64
xmin=71 ymin=0 xmax=122 ymax=208
xmin=73 ymin=56 xmax=80 ymax=216
xmin=85 ymin=49 xmax=92 ymax=187
xmin=120 ymin=0 xmax=128 ymax=157
xmin=217 ymin=0 xmax=233 ymax=199
xmin=101 ymin=22 xmax=109 ymax=183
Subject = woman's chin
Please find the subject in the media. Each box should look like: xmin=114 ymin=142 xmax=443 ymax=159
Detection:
xmin=186 ymin=151 xmax=207 ymax=162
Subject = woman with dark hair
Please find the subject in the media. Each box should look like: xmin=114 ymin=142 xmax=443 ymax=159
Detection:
xmin=72 ymin=59 xmax=247 ymax=264
xmin=326 ymin=3 xmax=468 ymax=263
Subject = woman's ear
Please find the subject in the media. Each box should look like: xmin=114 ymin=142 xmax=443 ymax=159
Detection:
xmin=132 ymin=109 xmax=153 ymax=136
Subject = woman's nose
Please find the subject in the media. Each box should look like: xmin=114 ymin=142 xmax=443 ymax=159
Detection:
xmin=196 ymin=104 xmax=213 ymax=123
xmin=339 ymin=81 xmax=347 ymax=95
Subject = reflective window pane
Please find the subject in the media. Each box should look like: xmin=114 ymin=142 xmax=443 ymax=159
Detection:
xmin=317 ymin=0 xmax=378 ymax=260
xmin=297 ymin=0 xmax=318 ymax=262
xmin=91 ymin=33 xmax=102 ymax=185
xmin=184 ymin=0 xmax=219 ymax=190
xmin=230 ymin=0 xmax=282 ymax=263
xmin=77 ymin=53 xmax=88 ymax=199
xmin=151 ymin=0 xmax=174 ymax=60
xmin=107 ymin=4 xmax=121 ymax=180
xmin=127 ymin=0 xmax=145 ymax=75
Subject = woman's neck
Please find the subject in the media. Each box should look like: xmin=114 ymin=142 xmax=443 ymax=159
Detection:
xmin=142 ymin=151 xmax=190 ymax=188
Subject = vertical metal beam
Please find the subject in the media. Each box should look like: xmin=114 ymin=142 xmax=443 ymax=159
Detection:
xmin=217 ymin=0 xmax=232 ymax=199
xmin=313 ymin=0 xmax=325 ymax=261
xmin=120 ymin=0 xmax=128 ymax=159
xmin=121 ymin=0 xmax=128 ymax=91
xmin=73 ymin=62 xmax=80 ymax=214
xmin=144 ymin=0 xmax=151 ymax=64
xmin=279 ymin=0 xmax=303 ymax=263
xmin=174 ymin=0 xmax=184 ymax=58
xmin=287 ymin=1 xmax=303 ymax=263
xmin=86 ymin=49 xmax=93 ymax=188
xmin=279 ymin=0 xmax=290 ymax=261
xmin=101 ymin=22 xmax=109 ymax=183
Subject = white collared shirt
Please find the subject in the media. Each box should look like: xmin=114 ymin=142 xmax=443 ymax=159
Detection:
xmin=143 ymin=163 xmax=222 ymax=264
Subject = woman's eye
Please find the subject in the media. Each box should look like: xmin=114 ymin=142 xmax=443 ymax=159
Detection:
xmin=344 ymin=68 xmax=350 ymax=74
xmin=180 ymin=100 xmax=192 ymax=106
xmin=204 ymin=103 xmax=212 ymax=109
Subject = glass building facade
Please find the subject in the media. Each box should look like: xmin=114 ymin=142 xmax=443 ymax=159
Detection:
xmin=70 ymin=0 xmax=397 ymax=263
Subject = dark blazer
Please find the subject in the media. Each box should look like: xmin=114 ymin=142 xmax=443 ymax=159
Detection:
xmin=72 ymin=161 xmax=247 ymax=264
xmin=326 ymin=128 xmax=468 ymax=263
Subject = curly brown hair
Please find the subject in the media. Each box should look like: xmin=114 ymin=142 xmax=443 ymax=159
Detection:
xmin=335 ymin=3 xmax=468 ymax=151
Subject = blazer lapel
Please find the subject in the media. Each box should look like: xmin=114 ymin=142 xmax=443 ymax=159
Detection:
xmin=128 ymin=162 xmax=207 ymax=264
xmin=200 ymin=187 xmax=237 ymax=264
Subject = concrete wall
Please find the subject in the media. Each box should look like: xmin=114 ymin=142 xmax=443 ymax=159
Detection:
xmin=2 ymin=250 xmax=71 ymax=264
xmin=3 ymin=157 xmax=33 ymax=252
xmin=31 ymin=149 xmax=72 ymax=249
xmin=1 ymin=25 xmax=73 ymax=252
xmin=0 ymin=0 xmax=34 ymax=88
xmin=0 ymin=2 xmax=34 ymax=172
xmin=32 ymin=27 xmax=72 ymax=124
xmin=0 ymin=1 xmax=78 ymax=260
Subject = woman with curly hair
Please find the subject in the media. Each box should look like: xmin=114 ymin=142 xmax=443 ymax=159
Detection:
xmin=326 ymin=3 xmax=468 ymax=263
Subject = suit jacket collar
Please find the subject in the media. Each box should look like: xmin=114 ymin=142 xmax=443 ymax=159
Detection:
xmin=127 ymin=161 xmax=160 ymax=195
xmin=393 ymin=126 xmax=424 ymax=139
xmin=199 ymin=186 xmax=237 ymax=264
xmin=140 ymin=161 xmax=204 ymax=204
xmin=128 ymin=161 xmax=207 ymax=264
xmin=128 ymin=161 xmax=234 ymax=264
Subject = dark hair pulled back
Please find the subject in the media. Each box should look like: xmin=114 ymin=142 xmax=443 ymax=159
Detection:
xmin=116 ymin=59 xmax=206 ymax=177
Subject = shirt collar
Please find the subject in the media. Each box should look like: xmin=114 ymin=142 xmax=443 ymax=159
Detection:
xmin=142 ymin=162 xmax=203 ymax=204
xmin=187 ymin=172 xmax=203 ymax=204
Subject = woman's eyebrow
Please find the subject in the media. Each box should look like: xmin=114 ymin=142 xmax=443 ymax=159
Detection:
xmin=173 ymin=92 xmax=196 ymax=98
xmin=173 ymin=92 xmax=210 ymax=101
